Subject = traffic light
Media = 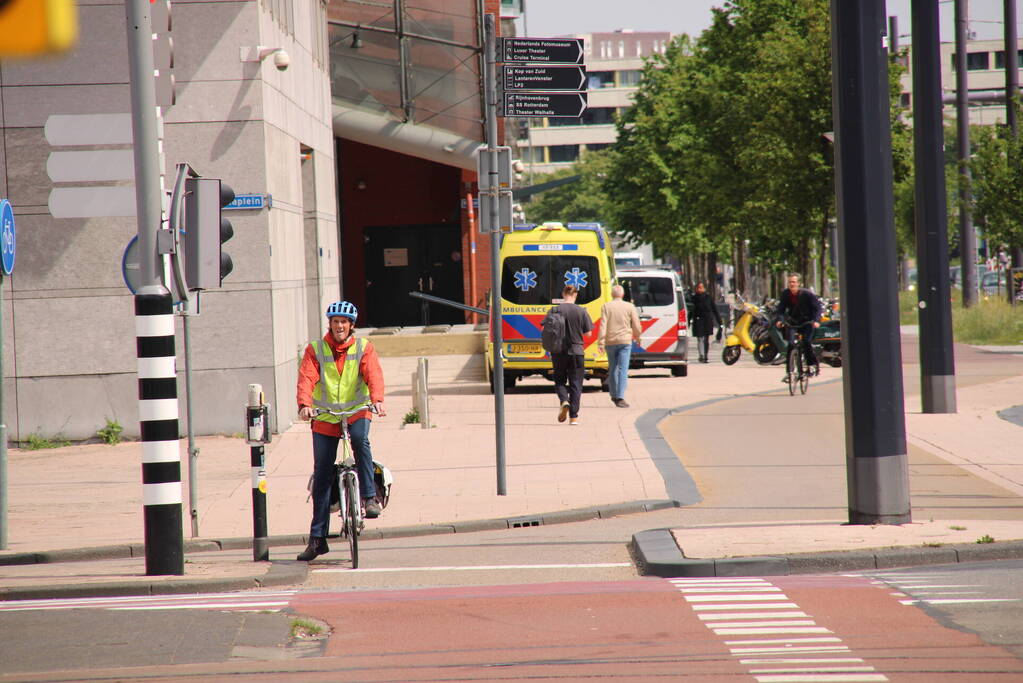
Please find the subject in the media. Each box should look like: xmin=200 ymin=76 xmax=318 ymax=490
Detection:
xmin=183 ymin=177 xmax=235 ymax=289
xmin=0 ymin=0 xmax=77 ymax=57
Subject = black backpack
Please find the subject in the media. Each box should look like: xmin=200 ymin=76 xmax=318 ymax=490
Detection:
xmin=541 ymin=306 xmax=568 ymax=354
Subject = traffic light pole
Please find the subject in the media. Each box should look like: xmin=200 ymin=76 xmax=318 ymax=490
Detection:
xmin=830 ymin=0 xmax=911 ymax=524
xmin=483 ymin=14 xmax=507 ymax=496
xmin=126 ymin=0 xmax=184 ymax=574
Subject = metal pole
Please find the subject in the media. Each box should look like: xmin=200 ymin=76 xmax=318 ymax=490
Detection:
xmin=0 ymin=272 xmax=6 ymax=550
xmin=484 ymin=13 xmax=507 ymax=495
xmin=913 ymin=0 xmax=958 ymax=414
xmin=830 ymin=0 xmax=912 ymax=524
xmin=125 ymin=0 xmax=163 ymax=288
xmin=1005 ymin=0 xmax=1023 ymax=272
xmin=182 ymin=302 xmax=199 ymax=538
xmin=955 ymin=0 xmax=979 ymax=307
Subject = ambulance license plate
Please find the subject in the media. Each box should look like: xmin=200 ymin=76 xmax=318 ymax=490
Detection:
xmin=508 ymin=342 xmax=543 ymax=354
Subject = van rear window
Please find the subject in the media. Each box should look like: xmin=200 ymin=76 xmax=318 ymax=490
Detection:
xmin=502 ymin=255 xmax=601 ymax=305
xmin=620 ymin=276 xmax=674 ymax=307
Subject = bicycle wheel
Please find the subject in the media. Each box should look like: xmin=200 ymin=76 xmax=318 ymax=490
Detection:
xmin=798 ymin=348 xmax=809 ymax=394
xmin=798 ymin=349 xmax=808 ymax=394
xmin=787 ymin=347 xmax=797 ymax=396
xmin=344 ymin=473 xmax=360 ymax=568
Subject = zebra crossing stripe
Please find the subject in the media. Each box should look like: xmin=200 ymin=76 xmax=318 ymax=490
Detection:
xmin=670 ymin=577 xmax=887 ymax=682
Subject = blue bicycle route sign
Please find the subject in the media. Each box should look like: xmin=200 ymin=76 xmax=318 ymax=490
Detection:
xmin=0 ymin=199 xmax=15 ymax=275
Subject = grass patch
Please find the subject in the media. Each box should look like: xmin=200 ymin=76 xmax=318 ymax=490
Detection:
xmin=290 ymin=618 xmax=325 ymax=639
xmin=898 ymin=290 xmax=1023 ymax=345
xmin=948 ymin=525 xmax=967 ymax=531
xmin=22 ymin=433 xmax=72 ymax=450
xmin=402 ymin=408 xmax=421 ymax=425
xmin=976 ymin=534 xmax=995 ymax=544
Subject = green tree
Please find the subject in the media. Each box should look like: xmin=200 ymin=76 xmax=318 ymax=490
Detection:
xmin=521 ymin=150 xmax=615 ymax=225
xmin=970 ymin=117 xmax=1023 ymax=253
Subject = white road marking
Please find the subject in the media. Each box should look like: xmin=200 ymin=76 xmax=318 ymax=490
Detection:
xmin=0 ymin=590 xmax=297 ymax=612
xmin=731 ymin=646 xmax=852 ymax=655
xmin=725 ymin=637 xmax=843 ymax=646
xmin=675 ymin=587 xmax=784 ymax=593
xmin=715 ymin=627 xmax=832 ymax=635
xmin=740 ymin=659 xmax=867 ymax=665
xmin=754 ymin=675 xmax=886 ymax=682
xmin=700 ymin=611 xmax=810 ymax=620
xmin=708 ymin=620 xmax=817 ymax=628
xmin=692 ymin=602 xmax=801 ymax=611
xmin=900 ymin=598 xmax=1020 ymax=605
xmin=313 ymin=562 xmax=632 ymax=573
xmin=685 ymin=594 xmax=791 ymax=602
xmin=750 ymin=667 xmax=877 ymax=674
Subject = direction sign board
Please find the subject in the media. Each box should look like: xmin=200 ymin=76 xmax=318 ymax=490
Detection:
xmin=501 ymin=92 xmax=587 ymax=118
xmin=224 ymin=193 xmax=270 ymax=211
xmin=499 ymin=38 xmax=584 ymax=64
xmin=0 ymin=199 xmax=15 ymax=275
xmin=501 ymin=65 xmax=586 ymax=92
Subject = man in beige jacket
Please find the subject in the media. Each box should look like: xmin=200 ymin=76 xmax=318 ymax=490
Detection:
xmin=599 ymin=284 xmax=642 ymax=407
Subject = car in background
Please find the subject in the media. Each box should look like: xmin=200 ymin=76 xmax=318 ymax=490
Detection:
xmin=617 ymin=266 xmax=689 ymax=377
xmin=981 ymin=270 xmax=1007 ymax=296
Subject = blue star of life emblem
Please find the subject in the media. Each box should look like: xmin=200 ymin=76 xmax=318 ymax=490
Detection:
xmin=564 ymin=267 xmax=588 ymax=289
xmin=513 ymin=267 xmax=538 ymax=292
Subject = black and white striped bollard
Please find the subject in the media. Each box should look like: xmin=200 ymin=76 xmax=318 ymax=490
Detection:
xmin=135 ymin=286 xmax=184 ymax=575
xmin=246 ymin=383 xmax=271 ymax=561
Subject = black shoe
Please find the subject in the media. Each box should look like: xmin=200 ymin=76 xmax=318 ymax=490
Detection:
xmin=297 ymin=537 xmax=329 ymax=561
xmin=615 ymin=399 xmax=630 ymax=408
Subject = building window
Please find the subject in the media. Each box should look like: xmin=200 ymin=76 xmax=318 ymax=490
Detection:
xmin=585 ymin=143 xmax=611 ymax=153
xmin=581 ymin=107 xmax=616 ymax=125
xmin=548 ymin=145 xmax=580 ymax=163
xmin=952 ymin=51 xmax=991 ymax=71
xmin=994 ymin=49 xmax=1023 ymax=69
xmin=588 ymin=71 xmax=616 ymax=89
xmin=618 ymin=70 xmax=642 ymax=87
xmin=900 ymin=92 xmax=911 ymax=109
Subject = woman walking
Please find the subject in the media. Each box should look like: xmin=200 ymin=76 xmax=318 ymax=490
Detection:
xmin=690 ymin=282 xmax=721 ymax=363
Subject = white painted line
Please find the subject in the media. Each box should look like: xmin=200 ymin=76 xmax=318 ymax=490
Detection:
xmin=670 ymin=578 xmax=771 ymax=584
xmin=726 ymin=637 xmax=842 ymax=646
xmin=677 ymin=587 xmax=784 ymax=593
xmin=711 ymin=621 xmax=819 ymax=630
xmin=107 ymin=602 xmax=288 ymax=611
xmin=908 ymin=591 xmax=984 ymax=596
xmin=893 ymin=584 xmax=981 ymax=589
xmin=699 ymin=612 xmax=810 ymax=621
xmin=754 ymin=675 xmax=886 ymax=682
xmin=692 ymin=602 xmax=800 ymax=611
xmin=740 ymin=659 xmax=866 ymax=665
xmin=731 ymin=646 xmax=851 ymax=655
xmin=750 ymin=667 xmax=877 ymax=674
xmin=685 ymin=594 xmax=791 ymax=602
xmin=905 ymin=598 xmax=1020 ymax=605
xmin=716 ymin=627 xmax=832 ymax=636
xmin=314 ymin=562 xmax=632 ymax=573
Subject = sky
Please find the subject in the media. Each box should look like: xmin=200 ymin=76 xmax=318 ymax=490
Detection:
xmin=520 ymin=1 xmax=1019 ymax=44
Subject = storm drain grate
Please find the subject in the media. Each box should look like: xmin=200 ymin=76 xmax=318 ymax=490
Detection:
xmin=508 ymin=517 xmax=542 ymax=528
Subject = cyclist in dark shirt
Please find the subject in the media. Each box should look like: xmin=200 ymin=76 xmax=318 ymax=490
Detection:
xmin=775 ymin=273 xmax=823 ymax=377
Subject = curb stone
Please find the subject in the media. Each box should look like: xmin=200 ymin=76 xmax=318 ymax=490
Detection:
xmin=0 ymin=500 xmax=679 ymax=600
xmin=630 ymin=528 xmax=1023 ymax=577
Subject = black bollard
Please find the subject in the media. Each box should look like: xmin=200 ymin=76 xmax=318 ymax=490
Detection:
xmin=246 ymin=383 xmax=271 ymax=561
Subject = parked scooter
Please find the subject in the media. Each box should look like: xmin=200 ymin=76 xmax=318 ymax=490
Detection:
xmin=750 ymin=297 xmax=842 ymax=368
xmin=721 ymin=293 xmax=772 ymax=365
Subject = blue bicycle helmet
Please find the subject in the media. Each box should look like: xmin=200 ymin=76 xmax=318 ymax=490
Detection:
xmin=325 ymin=300 xmax=358 ymax=322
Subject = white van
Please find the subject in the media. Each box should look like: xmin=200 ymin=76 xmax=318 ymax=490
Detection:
xmin=616 ymin=266 xmax=689 ymax=377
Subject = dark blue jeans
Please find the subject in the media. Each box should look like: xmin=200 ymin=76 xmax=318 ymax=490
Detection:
xmin=309 ymin=419 xmax=376 ymax=538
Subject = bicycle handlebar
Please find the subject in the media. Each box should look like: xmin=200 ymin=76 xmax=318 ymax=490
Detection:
xmin=310 ymin=404 xmax=379 ymax=418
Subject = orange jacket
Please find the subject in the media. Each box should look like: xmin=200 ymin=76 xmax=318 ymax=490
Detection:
xmin=297 ymin=333 xmax=385 ymax=437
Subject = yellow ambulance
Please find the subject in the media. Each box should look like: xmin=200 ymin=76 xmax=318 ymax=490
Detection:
xmin=485 ymin=222 xmax=616 ymax=392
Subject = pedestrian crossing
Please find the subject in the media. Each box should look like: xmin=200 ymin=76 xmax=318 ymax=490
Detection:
xmin=862 ymin=571 xmax=1022 ymax=606
xmin=0 ymin=589 xmax=297 ymax=612
xmin=669 ymin=577 xmax=887 ymax=683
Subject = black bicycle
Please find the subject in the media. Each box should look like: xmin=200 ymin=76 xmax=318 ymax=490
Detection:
xmin=311 ymin=407 xmax=365 ymax=568
xmin=779 ymin=318 xmax=810 ymax=396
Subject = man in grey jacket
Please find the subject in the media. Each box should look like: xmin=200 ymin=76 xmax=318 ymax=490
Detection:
xmin=599 ymin=284 xmax=642 ymax=408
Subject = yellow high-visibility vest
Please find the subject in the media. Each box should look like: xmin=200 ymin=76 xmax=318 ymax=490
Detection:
xmin=310 ymin=338 xmax=369 ymax=423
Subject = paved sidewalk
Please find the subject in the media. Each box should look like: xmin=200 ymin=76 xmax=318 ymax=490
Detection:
xmin=3 ymin=338 xmax=1023 ymax=596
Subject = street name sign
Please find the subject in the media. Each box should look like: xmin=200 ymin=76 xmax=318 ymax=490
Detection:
xmin=224 ymin=193 xmax=270 ymax=210
xmin=501 ymin=92 xmax=588 ymax=118
xmin=499 ymin=38 xmax=584 ymax=64
xmin=501 ymin=65 xmax=586 ymax=92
